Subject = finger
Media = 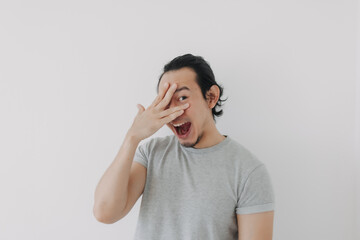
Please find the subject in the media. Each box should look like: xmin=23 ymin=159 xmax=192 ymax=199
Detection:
xmin=160 ymin=109 xmax=184 ymax=125
xmin=158 ymin=103 xmax=189 ymax=118
xmin=151 ymin=82 xmax=169 ymax=107
xmin=137 ymin=104 xmax=145 ymax=114
xmin=156 ymin=83 xmax=177 ymax=110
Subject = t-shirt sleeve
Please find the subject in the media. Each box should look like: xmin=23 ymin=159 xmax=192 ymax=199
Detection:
xmin=133 ymin=142 xmax=148 ymax=169
xmin=236 ymin=164 xmax=275 ymax=214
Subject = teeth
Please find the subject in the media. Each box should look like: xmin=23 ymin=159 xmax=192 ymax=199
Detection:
xmin=172 ymin=122 xmax=188 ymax=127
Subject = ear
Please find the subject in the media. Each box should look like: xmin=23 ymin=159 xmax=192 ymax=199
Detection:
xmin=206 ymin=85 xmax=220 ymax=109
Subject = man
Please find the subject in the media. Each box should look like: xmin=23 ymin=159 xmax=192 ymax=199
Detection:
xmin=93 ymin=54 xmax=275 ymax=240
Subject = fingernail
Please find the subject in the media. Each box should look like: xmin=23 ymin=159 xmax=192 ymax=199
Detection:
xmin=184 ymin=103 xmax=189 ymax=107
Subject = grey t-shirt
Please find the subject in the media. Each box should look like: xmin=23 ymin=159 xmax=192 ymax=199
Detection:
xmin=132 ymin=135 xmax=275 ymax=240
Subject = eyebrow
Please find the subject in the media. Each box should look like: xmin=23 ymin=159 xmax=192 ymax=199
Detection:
xmin=174 ymin=86 xmax=190 ymax=93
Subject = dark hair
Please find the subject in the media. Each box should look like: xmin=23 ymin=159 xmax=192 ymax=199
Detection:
xmin=157 ymin=53 xmax=227 ymax=122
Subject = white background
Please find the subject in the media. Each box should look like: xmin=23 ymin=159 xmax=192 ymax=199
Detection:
xmin=1 ymin=0 xmax=359 ymax=239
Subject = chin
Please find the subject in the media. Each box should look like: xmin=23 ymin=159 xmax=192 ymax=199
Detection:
xmin=179 ymin=135 xmax=201 ymax=148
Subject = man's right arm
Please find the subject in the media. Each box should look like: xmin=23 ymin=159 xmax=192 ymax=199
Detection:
xmin=93 ymin=82 xmax=189 ymax=224
xmin=93 ymin=133 xmax=144 ymax=224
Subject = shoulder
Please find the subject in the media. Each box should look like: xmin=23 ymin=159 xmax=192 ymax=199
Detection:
xmin=226 ymin=136 xmax=264 ymax=171
xmin=139 ymin=135 xmax=176 ymax=151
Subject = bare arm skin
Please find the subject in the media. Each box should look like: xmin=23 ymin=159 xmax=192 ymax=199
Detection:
xmin=237 ymin=211 xmax=274 ymax=240
xmin=93 ymin=133 xmax=141 ymax=224
xmin=93 ymin=82 xmax=189 ymax=224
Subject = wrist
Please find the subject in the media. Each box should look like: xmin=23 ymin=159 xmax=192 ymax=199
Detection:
xmin=125 ymin=130 xmax=142 ymax=144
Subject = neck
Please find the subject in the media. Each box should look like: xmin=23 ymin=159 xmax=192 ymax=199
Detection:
xmin=193 ymin=121 xmax=226 ymax=149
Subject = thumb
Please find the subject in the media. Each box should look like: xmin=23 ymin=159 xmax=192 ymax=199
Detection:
xmin=136 ymin=104 xmax=145 ymax=114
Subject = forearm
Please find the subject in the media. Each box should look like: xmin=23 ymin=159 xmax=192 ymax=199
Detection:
xmin=93 ymin=132 xmax=140 ymax=221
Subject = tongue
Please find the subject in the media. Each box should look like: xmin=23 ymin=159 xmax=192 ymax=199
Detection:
xmin=179 ymin=122 xmax=191 ymax=135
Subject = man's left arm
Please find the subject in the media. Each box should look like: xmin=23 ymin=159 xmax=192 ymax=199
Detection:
xmin=237 ymin=210 xmax=274 ymax=240
xmin=236 ymin=163 xmax=275 ymax=240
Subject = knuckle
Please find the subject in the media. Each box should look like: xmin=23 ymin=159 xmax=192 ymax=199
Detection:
xmin=154 ymin=112 xmax=161 ymax=118
xmin=151 ymin=108 xmax=157 ymax=114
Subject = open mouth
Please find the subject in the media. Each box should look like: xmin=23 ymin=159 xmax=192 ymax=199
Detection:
xmin=173 ymin=122 xmax=191 ymax=138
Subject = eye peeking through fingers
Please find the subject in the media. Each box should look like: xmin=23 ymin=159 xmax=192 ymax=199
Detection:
xmin=179 ymin=96 xmax=187 ymax=101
